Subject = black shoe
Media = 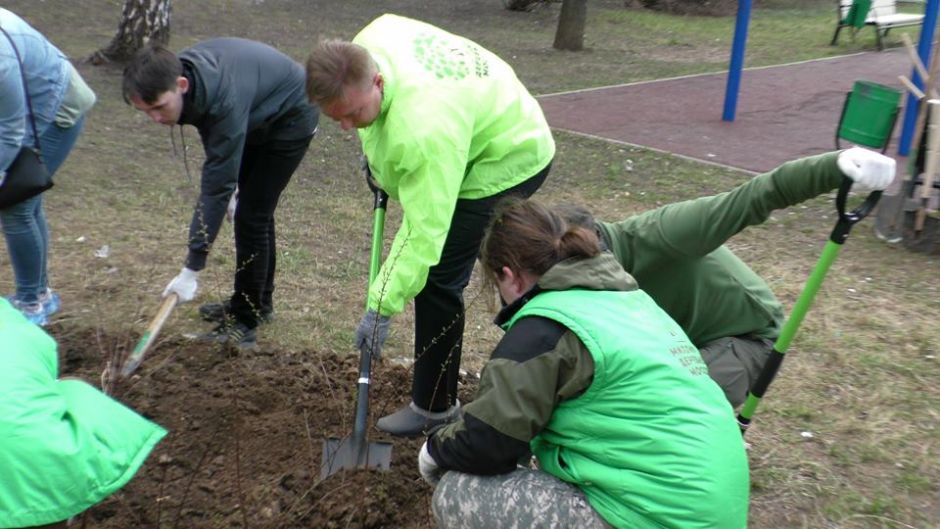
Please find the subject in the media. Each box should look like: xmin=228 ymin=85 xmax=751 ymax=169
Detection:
xmin=196 ymin=321 xmax=258 ymax=351
xmin=199 ymin=300 xmax=274 ymax=325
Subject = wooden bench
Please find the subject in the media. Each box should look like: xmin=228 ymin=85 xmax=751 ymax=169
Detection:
xmin=831 ymin=0 xmax=925 ymax=50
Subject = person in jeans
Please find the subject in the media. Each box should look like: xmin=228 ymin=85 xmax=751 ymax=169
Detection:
xmin=0 ymin=298 xmax=166 ymax=528
xmin=305 ymin=14 xmax=554 ymax=436
xmin=122 ymin=40 xmax=319 ymax=350
xmin=0 ymin=8 xmax=95 ymax=326
xmin=418 ymin=197 xmax=749 ymax=529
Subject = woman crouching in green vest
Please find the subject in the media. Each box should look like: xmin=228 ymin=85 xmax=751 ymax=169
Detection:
xmin=0 ymin=299 xmax=166 ymax=528
xmin=418 ymin=197 xmax=750 ymax=529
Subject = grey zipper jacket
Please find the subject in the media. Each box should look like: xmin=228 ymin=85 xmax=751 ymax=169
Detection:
xmin=177 ymin=38 xmax=319 ymax=270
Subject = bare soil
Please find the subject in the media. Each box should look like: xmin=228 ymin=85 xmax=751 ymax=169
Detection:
xmin=57 ymin=324 xmax=470 ymax=529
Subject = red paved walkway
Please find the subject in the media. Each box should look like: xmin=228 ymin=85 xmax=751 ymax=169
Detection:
xmin=538 ymin=49 xmax=913 ymax=174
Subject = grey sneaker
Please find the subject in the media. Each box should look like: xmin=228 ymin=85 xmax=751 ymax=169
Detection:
xmin=376 ymin=401 xmax=461 ymax=437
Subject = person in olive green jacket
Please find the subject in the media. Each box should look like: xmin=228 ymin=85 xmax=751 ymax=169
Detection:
xmin=305 ymin=14 xmax=555 ymax=436
xmin=0 ymin=299 xmax=166 ymax=528
xmin=561 ymin=147 xmax=895 ymax=407
xmin=418 ymin=197 xmax=749 ymax=529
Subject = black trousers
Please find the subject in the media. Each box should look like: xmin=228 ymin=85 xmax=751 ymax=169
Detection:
xmin=229 ymin=135 xmax=313 ymax=328
xmin=413 ymin=162 xmax=551 ymax=411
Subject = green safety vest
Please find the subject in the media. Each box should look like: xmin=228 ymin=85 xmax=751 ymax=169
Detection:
xmin=509 ymin=288 xmax=749 ymax=529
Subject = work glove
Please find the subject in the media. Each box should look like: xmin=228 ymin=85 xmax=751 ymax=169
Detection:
xmin=163 ymin=267 xmax=199 ymax=303
xmin=225 ymin=188 xmax=238 ymax=223
xmin=354 ymin=309 xmax=391 ymax=359
xmin=837 ymin=147 xmax=896 ymax=192
xmin=418 ymin=441 xmax=444 ymax=487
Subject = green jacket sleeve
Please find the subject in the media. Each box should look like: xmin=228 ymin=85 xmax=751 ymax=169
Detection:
xmin=368 ymin=100 xmax=473 ymax=316
xmin=631 ymin=151 xmax=845 ymax=259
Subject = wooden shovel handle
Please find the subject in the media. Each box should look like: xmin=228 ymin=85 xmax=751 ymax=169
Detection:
xmin=122 ymin=293 xmax=178 ymax=376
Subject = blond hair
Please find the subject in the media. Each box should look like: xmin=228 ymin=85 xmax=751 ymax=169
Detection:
xmin=305 ymin=39 xmax=377 ymax=104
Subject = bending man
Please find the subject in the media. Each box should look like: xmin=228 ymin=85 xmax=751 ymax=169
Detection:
xmin=123 ymin=39 xmax=319 ymax=350
xmin=306 ymin=14 xmax=555 ymax=436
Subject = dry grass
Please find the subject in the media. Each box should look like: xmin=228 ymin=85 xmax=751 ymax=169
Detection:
xmin=2 ymin=0 xmax=938 ymax=527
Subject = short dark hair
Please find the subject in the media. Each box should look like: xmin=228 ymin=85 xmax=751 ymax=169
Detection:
xmin=122 ymin=45 xmax=182 ymax=104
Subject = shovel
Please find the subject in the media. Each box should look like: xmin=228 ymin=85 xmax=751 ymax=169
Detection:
xmin=121 ymin=293 xmax=178 ymax=377
xmin=320 ymin=171 xmax=394 ymax=480
xmin=737 ymin=177 xmax=882 ymax=434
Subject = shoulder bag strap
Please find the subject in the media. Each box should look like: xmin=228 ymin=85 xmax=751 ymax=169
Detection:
xmin=0 ymin=25 xmax=43 ymax=152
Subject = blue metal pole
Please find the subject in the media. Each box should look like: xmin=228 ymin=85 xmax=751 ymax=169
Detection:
xmin=723 ymin=0 xmax=753 ymax=122
xmin=898 ymin=0 xmax=940 ymax=155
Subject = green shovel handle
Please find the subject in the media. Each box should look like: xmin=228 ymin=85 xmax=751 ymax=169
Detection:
xmin=737 ymin=177 xmax=882 ymax=433
xmin=364 ymin=163 xmax=388 ymax=290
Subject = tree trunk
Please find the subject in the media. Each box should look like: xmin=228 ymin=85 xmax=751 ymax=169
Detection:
xmin=553 ymin=0 xmax=588 ymax=51
xmin=90 ymin=0 xmax=171 ymax=64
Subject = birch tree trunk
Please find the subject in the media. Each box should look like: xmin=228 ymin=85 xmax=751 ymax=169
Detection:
xmin=91 ymin=0 xmax=171 ymax=64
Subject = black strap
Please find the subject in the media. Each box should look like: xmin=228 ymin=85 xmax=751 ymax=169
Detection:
xmin=0 ymin=25 xmax=43 ymax=152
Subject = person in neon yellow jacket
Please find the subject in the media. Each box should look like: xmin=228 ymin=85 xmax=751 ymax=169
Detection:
xmin=306 ymin=14 xmax=555 ymax=436
xmin=0 ymin=299 xmax=166 ymax=528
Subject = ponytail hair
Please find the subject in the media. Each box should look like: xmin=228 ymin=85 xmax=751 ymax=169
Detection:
xmin=482 ymin=196 xmax=600 ymax=287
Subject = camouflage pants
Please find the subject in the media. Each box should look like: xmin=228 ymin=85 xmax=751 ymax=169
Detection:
xmin=432 ymin=468 xmax=613 ymax=529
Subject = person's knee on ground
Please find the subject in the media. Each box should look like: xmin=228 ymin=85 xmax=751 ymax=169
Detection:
xmin=431 ymin=468 xmax=611 ymax=529
xmin=699 ymin=335 xmax=773 ymax=408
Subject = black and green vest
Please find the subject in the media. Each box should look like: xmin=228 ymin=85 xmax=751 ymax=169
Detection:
xmin=507 ymin=288 xmax=750 ymax=529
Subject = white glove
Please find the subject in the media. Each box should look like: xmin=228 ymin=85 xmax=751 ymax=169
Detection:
xmin=163 ymin=267 xmax=199 ymax=303
xmin=837 ymin=147 xmax=896 ymax=191
xmin=225 ymin=188 xmax=238 ymax=223
xmin=418 ymin=441 xmax=444 ymax=487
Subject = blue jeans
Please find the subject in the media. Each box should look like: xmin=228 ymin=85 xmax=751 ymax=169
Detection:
xmin=1 ymin=117 xmax=85 ymax=303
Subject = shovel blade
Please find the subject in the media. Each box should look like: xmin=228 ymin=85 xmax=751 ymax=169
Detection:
xmin=320 ymin=436 xmax=393 ymax=481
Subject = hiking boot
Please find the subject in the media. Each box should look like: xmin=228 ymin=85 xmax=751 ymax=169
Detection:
xmin=376 ymin=401 xmax=461 ymax=437
xmin=10 ymin=299 xmax=47 ymax=326
xmin=198 ymin=300 xmax=274 ymax=325
xmin=196 ymin=321 xmax=258 ymax=351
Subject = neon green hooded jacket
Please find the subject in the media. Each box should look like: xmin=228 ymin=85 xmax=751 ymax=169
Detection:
xmin=0 ymin=300 xmax=166 ymax=528
xmin=353 ymin=14 xmax=555 ymax=315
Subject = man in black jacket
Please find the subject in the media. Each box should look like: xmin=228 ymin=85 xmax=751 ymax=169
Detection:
xmin=123 ymin=39 xmax=319 ymax=349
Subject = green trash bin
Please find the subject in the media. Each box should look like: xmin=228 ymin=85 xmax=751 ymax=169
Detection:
xmin=836 ymin=80 xmax=903 ymax=152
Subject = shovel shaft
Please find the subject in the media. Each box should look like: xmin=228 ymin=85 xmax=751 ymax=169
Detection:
xmin=321 ymin=169 xmax=395 ymax=479
xmin=737 ymin=242 xmax=841 ymax=427
xmin=738 ymin=178 xmax=881 ymax=432
xmin=352 ymin=185 xmax=389 ymax=457
xmin=122 ymin=293 xmax=178 ymax=377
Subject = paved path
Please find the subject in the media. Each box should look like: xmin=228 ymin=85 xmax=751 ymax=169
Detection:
xmin=538 ymin=49 xmax=914 ymax=174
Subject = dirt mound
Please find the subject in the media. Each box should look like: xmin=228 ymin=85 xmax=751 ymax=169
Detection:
xmin=54 ymin=325 xmax=463 ymax=528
